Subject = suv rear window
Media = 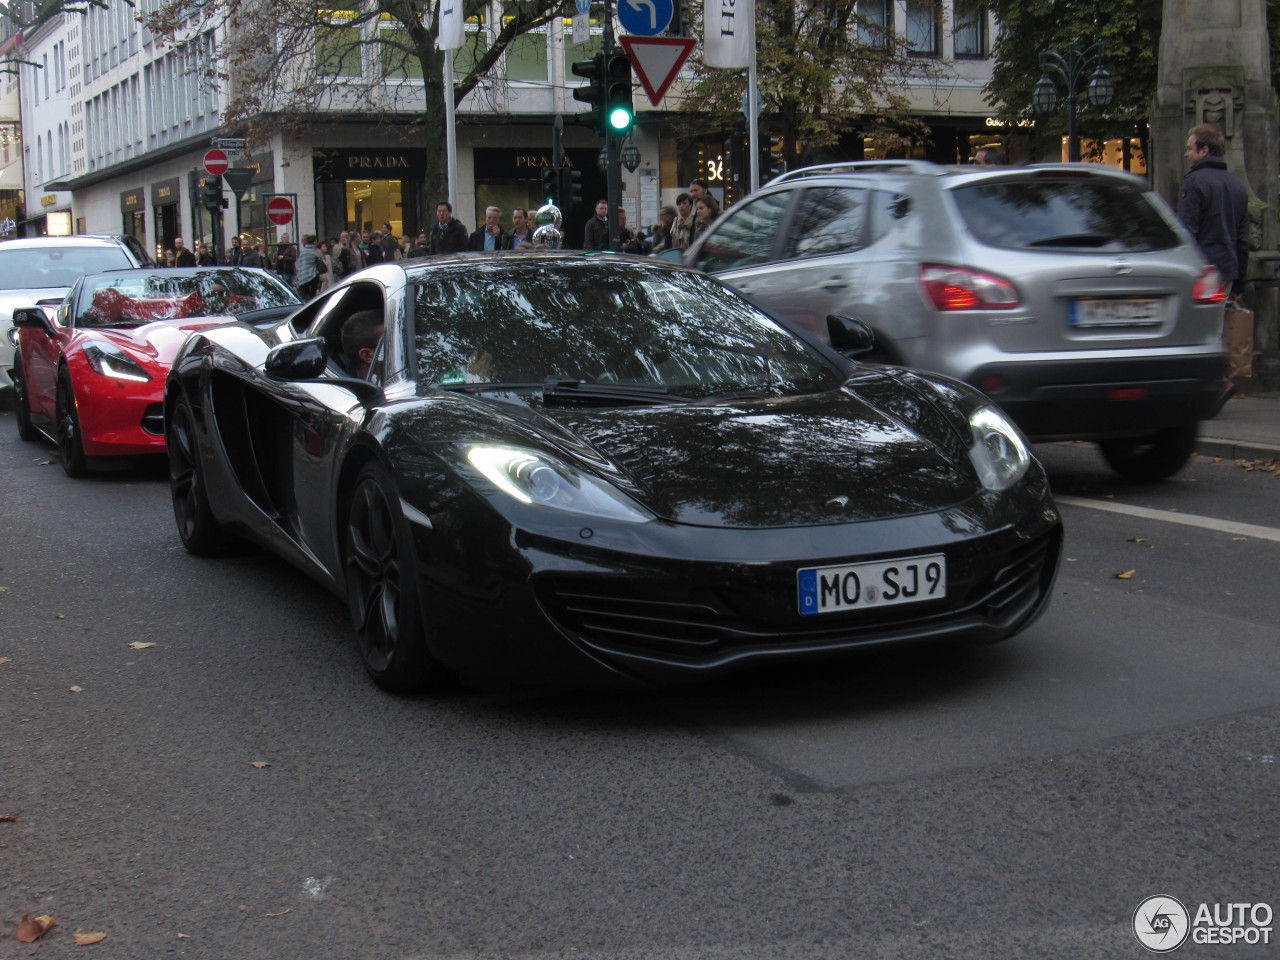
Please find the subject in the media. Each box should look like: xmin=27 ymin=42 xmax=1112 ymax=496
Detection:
xmin=950 ymin=177 xmax=1182 ymax=252
xmin=0 ymin=245 xmax=136 ymax=289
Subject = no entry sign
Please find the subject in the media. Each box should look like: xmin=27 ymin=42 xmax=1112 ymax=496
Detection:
xmin=203 ymin=148 xmax=229 ymax=176
xmin=266 ymin=196 xmax=294 ymax=226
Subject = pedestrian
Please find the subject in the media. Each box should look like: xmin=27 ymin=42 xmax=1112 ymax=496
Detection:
xmin=317 ymin=240 xmax=335 ymax=293
xmin=974 ymin=145 xmax=1006 ymax=166
xmin=197 ymin=242 xmax=217 ymax=266
xmin=430 ymin=201 xmax=469 ymax=254
xmin=688 ymin=178 xmax=711 ymax=205
xmin=275 ymin=233 xmax=297 ymax=287
xmin=240 ymin=241 xmax=264 ymax=269
xmin=225 ymin=235 xmax=244 ymax=266
xmin=407 ymin=230 xmax=430 ymax=258
xmin=669 ymin=193 xmax=694 ymax=251
xmin=380 ymin=222 xmax=401 ymax=262
xmin=690 ymin=195 xmax=720 ymax=245
xmin=364 ymin=231 xmax=385 ymax=265
xmin=508 ymin=208 xmax=534 ymax=249
xmin=469 ymin=206 xmax=509 ymax=251
xmin=163 ymin=248 xmax=176 ymax=268
xmin=172 ymin=237 xmax=196 ymax=267
xmin=295 ymin=234 xmax=323 ymax=299
xmin=648 ymin=205 xmax=676 ymax=254
xmin=583 ymin=199 xmax=609 ymax=250
xmin=618 ymin=209 xmax=648 ymax=255
xmin=1180 ymin=123 xmax=1250 ymax=299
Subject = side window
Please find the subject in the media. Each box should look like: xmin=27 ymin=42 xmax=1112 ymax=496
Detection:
xmin=782 ymin=187 xmax=868 ymax=260
xmin=693 ymin=191 xmax=791 ymax=272
xmin=868 ymin=190 xmax=913 ymax=246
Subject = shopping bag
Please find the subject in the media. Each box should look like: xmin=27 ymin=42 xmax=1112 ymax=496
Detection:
xmin=1224 ymin=306 xmax=1254 ymax=379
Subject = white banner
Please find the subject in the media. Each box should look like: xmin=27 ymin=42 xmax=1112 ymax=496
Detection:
xmin=703 ymin=0 xmax=754 ymax=69
xmin=438 ymin=0 xmax=464 ymax=51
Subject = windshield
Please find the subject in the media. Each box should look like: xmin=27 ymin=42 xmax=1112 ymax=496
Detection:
xmin=0 ymin=245 xmax=135 ymax=290
xmin=951 ymin=177 xmax=1182 ymax=252
xmin=77 ymin=269 xmax=301 ymax=327
xmin=411 ymin=261 xmax=841 ymax=401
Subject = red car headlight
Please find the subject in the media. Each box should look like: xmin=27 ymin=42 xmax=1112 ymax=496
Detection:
xmin=82 ymin=341 xmax=152 ymax=382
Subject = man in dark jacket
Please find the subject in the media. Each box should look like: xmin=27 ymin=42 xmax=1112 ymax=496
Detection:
xmin=1180 ymin=124 xmax=1250 ymax=296
xmin=468 ymin=206 xmax=510 ymax=251
xmin=172 ymin=237 xmax=197 ymax=267
xmin=582 ymin=199 xmax=609 ymax=250
xmin=430 ymin=201 xmax=469 ymax=254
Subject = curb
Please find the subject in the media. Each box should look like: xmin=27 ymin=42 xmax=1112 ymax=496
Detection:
xmin=1194 ymin=437 xmax=1280 ymax=462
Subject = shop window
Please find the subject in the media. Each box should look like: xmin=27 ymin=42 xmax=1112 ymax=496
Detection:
xmin=954 ymin=6 xmax=987 ymax=58
xmin=905 ymin=0 xmax=938 ymax=57
xmin=317 ymin=8 xmax=363 ymax=77
xmin=856 ymin=0 xmax=891 ymax=50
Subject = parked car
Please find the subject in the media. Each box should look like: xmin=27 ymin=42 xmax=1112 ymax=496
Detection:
xmin=164 ymin=254 xmax=1061 ymax=692
xmin=685 ymin=161 xmax=1230 ymax=481
xmin=10 ymin=266 xmax=300 ymax=476
xmin=0 ymin=235 xmax=155 ymax=392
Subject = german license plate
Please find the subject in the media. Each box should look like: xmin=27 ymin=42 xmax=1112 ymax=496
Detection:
xmin=797 ymin=554 xmax=946 ymax=616
xmin=1070 ymin=298 xmax=1161 ymax=326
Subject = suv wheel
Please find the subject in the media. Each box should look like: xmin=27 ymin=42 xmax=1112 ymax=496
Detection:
xmin=1098 ymin=423 xmax=1198 ymax=481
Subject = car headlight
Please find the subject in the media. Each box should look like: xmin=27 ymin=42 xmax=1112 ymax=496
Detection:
xmin=82 ymin=341 xmax=152 ymax=382
xmin=467 ymin=446 xmax=653 ymax=523
xmin=968 ymin=406 xmax=1031 ymax=491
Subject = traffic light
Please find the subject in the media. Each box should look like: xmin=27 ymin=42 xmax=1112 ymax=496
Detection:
xmin=201 ymin=175 xmax=223 ymax=210
xmin=761 ymin=134 xmax=786 ymax=182
xmin=603 ymin=51 xmax=633 ymax=134
xmin=571 ymin=53 xmax=606 ymax=135
xmin=540 ymin=165 xmax=559 ymax=205
xmin=559 ymin=166 xmax=583 ymax=210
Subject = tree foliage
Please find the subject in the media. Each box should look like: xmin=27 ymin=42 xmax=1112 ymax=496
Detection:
xmin=968 ymin=0 xmax=1162 ymax=160
xmin=678 ymin=0 xmax=943 ymax=166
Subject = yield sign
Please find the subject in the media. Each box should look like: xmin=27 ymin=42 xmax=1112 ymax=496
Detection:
xmin=619 ymin=36 xmax=696 ymax=107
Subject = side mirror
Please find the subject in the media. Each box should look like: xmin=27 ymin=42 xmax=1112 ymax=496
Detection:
xmin=827 ymin=315 xmax=876 ymax=356
xmin=265 ymin=337 xmax=327 ymax=381
xmin=11 ymin=307 xmax=58 ymax=340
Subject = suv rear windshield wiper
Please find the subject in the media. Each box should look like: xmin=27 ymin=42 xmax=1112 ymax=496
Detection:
xmin=439 ymin=378 xmax=682 ymax=407
xmin=1027 ymin=233 xmax=1114 ymax=248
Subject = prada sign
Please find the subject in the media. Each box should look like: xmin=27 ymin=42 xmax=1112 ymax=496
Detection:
xmin=120 ymin=189 xmax=144 ymax=213
xmin=313 ymin=147 xmax=426 ymax=181
xmin=152 ymin=177 xmax=181 ymax=206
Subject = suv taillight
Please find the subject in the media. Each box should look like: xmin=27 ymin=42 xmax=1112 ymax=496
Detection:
xmin=919 ymin=264 xmax=1021 ymax=311
xmin=1191 ymin=265 xmax=1226 ymax=304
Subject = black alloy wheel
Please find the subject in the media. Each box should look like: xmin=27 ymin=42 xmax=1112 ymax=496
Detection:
xmin=1098 ymin=423 xmax=1198 ymax=482
xmin=55 ymin=369 xmax=88 ymax=477
xmin=167 ymin=397 xmax=232 ymax=555
xmin=12 ymin=355 xmax=39 ymax=441
xmin=344 ymin=462 xmax=435 ymax=692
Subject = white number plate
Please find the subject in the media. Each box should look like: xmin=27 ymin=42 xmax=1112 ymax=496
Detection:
xmin=797 ymin=554 xmax=946 ymax=616
xmin=1070 ymin=298 xmax=1161 ymax=326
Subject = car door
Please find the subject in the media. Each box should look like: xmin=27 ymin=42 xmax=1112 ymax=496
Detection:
xmin=688 ymin=188 xmax=795 ymax=301
xmin=23 ymin=291 xmax=76 ymax=423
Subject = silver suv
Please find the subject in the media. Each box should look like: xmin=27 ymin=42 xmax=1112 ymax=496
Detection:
xmin=1 ymin=235 xmax=154 ymax=393
xmin=685 ymin=161 xmax=1229 ymax=480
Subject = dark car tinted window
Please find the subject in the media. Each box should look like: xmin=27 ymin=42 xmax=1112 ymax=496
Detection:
xmin=0 ymin=245 xmax=135 ymax=289
xmin=411 ymin=261 xmax=841 ymax=399
xmin=950 ymin=177 xmax=1182 ymax=252
xmin=781 ymin=187 xmax=868 ymax=260
xmin=692 ymin=191 xmax=791 ymax=272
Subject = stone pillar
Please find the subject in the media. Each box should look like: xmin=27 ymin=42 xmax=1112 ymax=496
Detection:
xmin=1151 ymin=0 xmax=1280 ymax=389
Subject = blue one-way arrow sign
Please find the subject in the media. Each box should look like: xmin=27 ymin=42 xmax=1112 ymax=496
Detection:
xmin=617 ymin=0 xmax=672 ymax=37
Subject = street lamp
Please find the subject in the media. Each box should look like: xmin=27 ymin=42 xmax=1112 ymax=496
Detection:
xmin=621 ymin=137 xmax=641 ymax=173
xmin=1033 ymin=41 xmax=1114 ymax=162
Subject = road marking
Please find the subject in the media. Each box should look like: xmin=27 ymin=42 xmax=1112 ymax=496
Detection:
xmin=1055 ymin=494 xmax=1280 ymax=543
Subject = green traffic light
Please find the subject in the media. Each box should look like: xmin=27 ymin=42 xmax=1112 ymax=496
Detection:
xmin=608 ymin=107 xmax=632 ymax=131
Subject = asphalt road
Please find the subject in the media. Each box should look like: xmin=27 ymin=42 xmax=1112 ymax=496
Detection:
xmin=2 ymin=417 xmax=1277 ymax=960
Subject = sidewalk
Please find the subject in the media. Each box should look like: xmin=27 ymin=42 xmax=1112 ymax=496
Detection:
xmin=1197 ymin=390 xmax=1280 ymax=461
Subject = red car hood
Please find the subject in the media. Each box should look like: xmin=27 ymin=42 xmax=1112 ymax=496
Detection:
xmin=78 ymin=317 xmax=231 ymax=367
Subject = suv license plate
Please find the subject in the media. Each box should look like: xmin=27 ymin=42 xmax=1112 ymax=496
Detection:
xmin=798 ymin=554 xmax=946 ymax=615
xmin=1071 ymin=298 xmax=1161 ymax=326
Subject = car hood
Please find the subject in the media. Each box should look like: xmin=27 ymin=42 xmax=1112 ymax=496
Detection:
xmin=420 ymin=378 xmax=979 ymax=529
xmin=79 ymin=318 xmax=233 ymax=367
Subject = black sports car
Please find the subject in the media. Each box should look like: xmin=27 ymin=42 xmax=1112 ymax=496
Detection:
xmin=165 ymin=253 xmax=1062 ymax=691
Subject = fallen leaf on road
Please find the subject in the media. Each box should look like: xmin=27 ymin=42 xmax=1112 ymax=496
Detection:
xmin=251 ymin=761 xmax=271 ymax=769
xmin=1233 ymin=536 xmax=1248 ymax=541
xmin=74 ymin=929 xmax=107 ymax=945
xmin=17 ymin=914 xmax=56 ymax=942
xmin=178 ymin=932 xmax=191 ymax=939
xmin=265 ymin=909 xmax=292 ymax=917
xmin=0 ymin=657 xmax=11 ymax=665
xmin=1114 ymin=569 xmax=1136 ymax=580
xmin=129 ymin=642 xmax=157 ymax=650
xmin=56 ymin=613 xmax=66 ymax=619
xmin=1127 ymin=537 xmax=1145 ymax=543
xmin=70 ymin=685 xmax=84 ymax=693
xmin=1 ymin=814 xmax=17 ymax=822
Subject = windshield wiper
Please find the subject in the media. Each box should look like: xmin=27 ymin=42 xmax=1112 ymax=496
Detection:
xmin=1027 ymin=233 xmax=1113 ymax=248
xmin=540 ymin=378 xmax=681 ymax=406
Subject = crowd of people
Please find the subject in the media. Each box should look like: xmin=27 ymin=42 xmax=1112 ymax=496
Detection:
xmin=155 ymin=176 xmax=729 ymax=300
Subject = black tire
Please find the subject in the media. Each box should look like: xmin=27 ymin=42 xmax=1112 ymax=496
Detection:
xmin=55 ymin=369 xmax=88 ymax=477
xmin=12 ymin=355 xmax=39 ymax=441
xmin=1099 ymin=423 xmax=1198 ymax=481
xmin=344 ymin=463 xmax=436 ymax=692
xmin=167 ymin=397 xmax=233 ymax=555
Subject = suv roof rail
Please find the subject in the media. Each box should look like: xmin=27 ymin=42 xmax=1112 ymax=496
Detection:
xmin=771 ymin=160 xmax=946 ymax=183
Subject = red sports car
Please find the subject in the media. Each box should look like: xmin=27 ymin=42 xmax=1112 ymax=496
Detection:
xmin=10 ymin=267 xmax=300 ymax=476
